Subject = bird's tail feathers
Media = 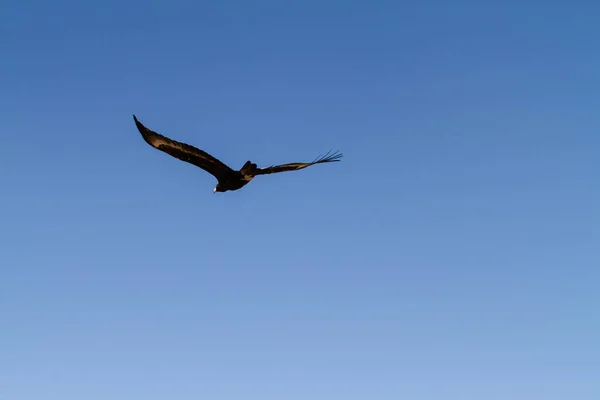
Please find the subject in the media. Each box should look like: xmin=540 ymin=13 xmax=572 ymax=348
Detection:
xmin=240 ymin=161 xmax=258 ymax=175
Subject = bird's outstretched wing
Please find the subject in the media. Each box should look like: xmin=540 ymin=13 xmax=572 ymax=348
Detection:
xmin=254 ymin=150 xmax=343 ymax=175
xmin=133 ymin=115 xmax=236 ymax=180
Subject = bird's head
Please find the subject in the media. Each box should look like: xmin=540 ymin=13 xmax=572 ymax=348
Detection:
xmin=214 ymin=183 xmax=226 ymax=193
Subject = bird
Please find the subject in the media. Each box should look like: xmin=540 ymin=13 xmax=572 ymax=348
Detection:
xmin=132 ymin=114 xmax=342 ymax=193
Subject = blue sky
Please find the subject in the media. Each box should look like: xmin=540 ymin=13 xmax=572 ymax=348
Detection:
xmin=2 ymin=1 xmax=599 ymax=399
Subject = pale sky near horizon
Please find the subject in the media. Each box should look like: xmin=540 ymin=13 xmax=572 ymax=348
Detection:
xmin=2 ymin=1 xmax=599 ymax=399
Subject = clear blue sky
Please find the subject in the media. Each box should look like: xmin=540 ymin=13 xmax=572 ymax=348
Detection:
xmin=2 ymin=1 xmax=599 ymax=399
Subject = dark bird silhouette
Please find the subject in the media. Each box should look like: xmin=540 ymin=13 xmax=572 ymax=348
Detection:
xmin=133 ymin=115 xmax=342 ymax=193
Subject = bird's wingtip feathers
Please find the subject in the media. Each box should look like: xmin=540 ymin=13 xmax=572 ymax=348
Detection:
xmin=312 ymin=149 xmax=343 ymax=164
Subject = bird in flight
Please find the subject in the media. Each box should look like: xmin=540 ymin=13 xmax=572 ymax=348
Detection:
xmin=133 ymin=115 xmax=342 ymax=193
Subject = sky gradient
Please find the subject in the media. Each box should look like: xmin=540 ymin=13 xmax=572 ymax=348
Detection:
xmin=2 ymin=1 xmax=599 ymax=399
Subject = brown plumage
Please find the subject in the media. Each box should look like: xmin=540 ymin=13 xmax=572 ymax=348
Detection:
xmin=133 ymin=115 xmax=342 ymax=193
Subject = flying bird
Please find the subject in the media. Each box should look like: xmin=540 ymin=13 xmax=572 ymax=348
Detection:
xmin=133 ymin=115 xmax=342 ymax=193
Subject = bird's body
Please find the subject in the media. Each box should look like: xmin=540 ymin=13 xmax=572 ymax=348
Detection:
xmin=133 ymin=115 xmax=342 ymax=193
